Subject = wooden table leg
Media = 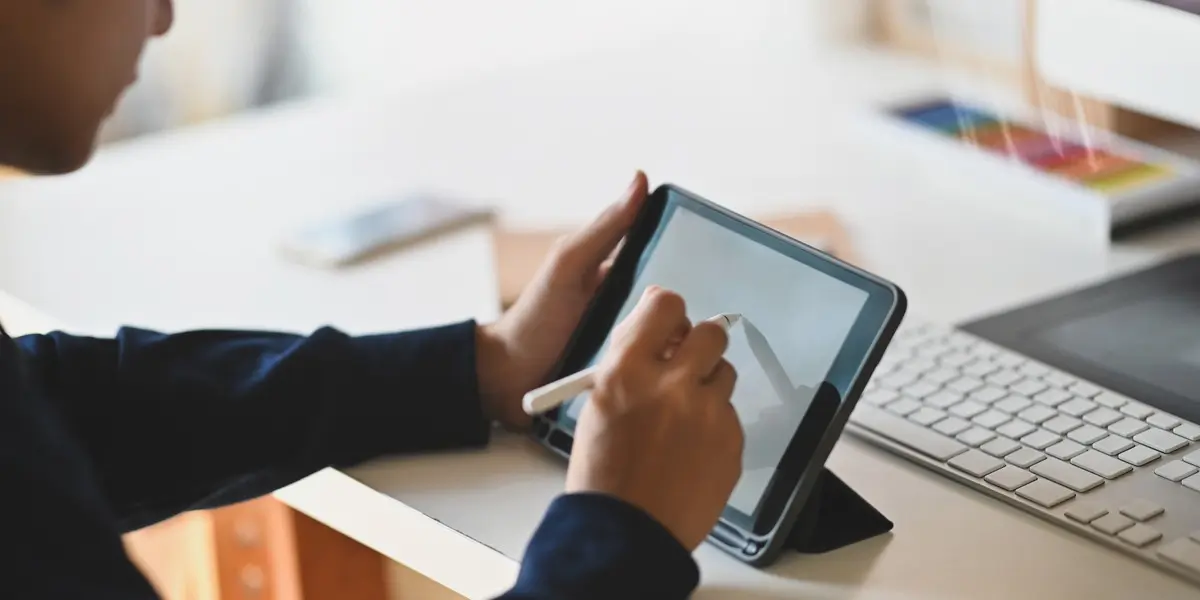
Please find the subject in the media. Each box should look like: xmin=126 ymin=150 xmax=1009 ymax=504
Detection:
xmin=125 ymin=497 xmax=390 ymax=600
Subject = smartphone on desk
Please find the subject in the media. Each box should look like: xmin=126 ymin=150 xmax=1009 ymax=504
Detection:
xmin=279 ymin=194 xmax=494 ymax=268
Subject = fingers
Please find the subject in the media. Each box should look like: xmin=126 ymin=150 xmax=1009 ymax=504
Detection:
xmin=557 ymin=171 xmax=648 ymax=271
xmin=676 ymin=320 xmax=730 ymax=380
xmin=614 ymin=286 xmax=691 ymax=360
xmin=706 ymin=359 xmax=738 ymax=400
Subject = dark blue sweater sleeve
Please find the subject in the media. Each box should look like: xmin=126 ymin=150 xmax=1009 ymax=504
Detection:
xmin=2 ymin=321 xmax=701 ymax=599
xmin=14 ymin=320 xmax=491 ymax=531
xmin=496 ymin=494 xmax=701 ymax=600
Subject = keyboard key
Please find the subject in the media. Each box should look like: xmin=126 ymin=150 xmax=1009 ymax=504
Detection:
xmin=885 ymin=397 xmax=923 ymax=417
xmin=1047 ymin=440 xmax=1087 ymax=460
xmin=863 ymin=388 xmax=900 ymax=406
xmin=1065 ymin=502 xmax=1107 ymax=524
xmin=901 ymin=380 xmax=941 ymax=400
xmin=1067 ymin=425 xmax=1109 ymax=445
xmin=1134 ymin=427 xmax=1189 ymax=454
xmin=949 ymin=449 xmax=1006 ymax=477
xmin=1108 ymin=418 xmax=1150 ymax=438
xmin=1184 ymin=474 xmax=1200 ymax=493
xmin=1060 ymin=398 xmax=1098 ymax=418
xmin=926 ymin=390 xmax=965 ymax=409
xmin=1084 ymin=408 xmax=1123 ymax=428
xmin=1119 ymin=500 xmax=1165 ymax=522
xmin=1043 ymin=371 xmax=1076 ymax=388
xmin=947 ymin=377 xmax=985 ymax=395
xmin=1032 ymin=389 xmax=1072 ymax=408
xmin=916 ymin=343 xmax=953 ymax=359
xmin=1185 ymin=450 xmax=1200 ymax=467
xmin=1031 ymin=457 xmax=1104 ymax=492
xmin=1021 ymin=430 xmax=1062 ymax=451
xmin=1018 ymin=406 xmax=1057 ymax=425
xmin=969 ymin=341 xmax=1001 ymax=359
xmin=925 ymin=368 xmax=961 ymax=385
xmin=957 ymin=427 xmax=997 ymax=447
xmin=972 ymin=410 xmax=1010 ymax=430
xmin=905 ymin=357 xmax=939 ymax=374
xmin=993 ymin=395 xmax=1033 ymax=414
xmin=1068 ymin=382 xmax=1101 ymax=398
xmin=1118 ymin=445 xmax=1160 ymax=467
xmin=1043 ymin=416 xmax=1083 ymax=435
xmin=949 ymin=400 xmax=988 ymax=419
xmin=1147 ymin=413 xmax=1181 ymax=431
xmin=981 ymin=437 xmax=1022 ymax=458
xmin=984 ymin=465 xmax=1035 ymax=491
xmin=1011 ymin=379 xmax=1048 ymax=397
xmin=1093 ymin=435 xmax=1135 ymax=456
xmin=945 ymin=332 xmax=977 ymax=349
xmin=852 ymin=406 xmax=968 ymax=461
xmin=1016 ymin=478 xmax=1074 ymax=508
xmin=1072 ymin=450 xmax=1134 ymax=480
xmin=963 ymin=361 xmax=999 ymax=378
xmin=908 ymin=406 xmax=947 ymax=427
xmin=933 ymin=417 xmax=972 ymax=437
xmin=1119 ymin=525 xmax=1162 ymax=548
xmin=986 ymin=369 xmax=1023 ymax=387
xmin=940 ymin=352 xmax=974 ymax=367
xmin=1019 ymin=362 xmax=1050 ymax=378
xmin=970 ymin=386 xmax=1008 ymax=404
xmin=1006 ymin=447 xmax=1046 ymax=468
xmin=1120 ymin=403 xmax=1154 ymax=420
xmin=1155 ymin=460 xmax=1198 ymax=482
xmin=1158 ymin=538 xmax=1200 ymax=574
xmin=1174 ymin=423 xmax=1200 ymax=442
xmin=1091 ymin=513 xmax=1134 ymax=535
xmin=997 ymin=420 xmax=1038 ymax=440
xmin=1095 ymin=392 xmax=1130 ymax=409
xmin=880 ymin=371 xmax=919 ymax=389
xmin=992 ymin=352 xmax=1023 ymax=367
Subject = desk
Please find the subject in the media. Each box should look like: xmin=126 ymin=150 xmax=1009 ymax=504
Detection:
xmin=2 ymin=38 xmax=1198 ymax=599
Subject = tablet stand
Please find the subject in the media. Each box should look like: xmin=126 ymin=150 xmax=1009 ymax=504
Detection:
xmin=784 ymin=468 xmax=893 ymax=554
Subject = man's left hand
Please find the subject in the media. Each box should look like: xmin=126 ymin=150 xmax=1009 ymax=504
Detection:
xmin=476 ymin=171 xmax=649 ymax=430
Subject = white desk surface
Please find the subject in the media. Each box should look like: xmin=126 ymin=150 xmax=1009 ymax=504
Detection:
xmin=2 ymin=39 xmax=1199 ymax=599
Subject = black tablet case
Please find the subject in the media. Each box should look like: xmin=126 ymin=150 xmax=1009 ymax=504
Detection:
xmin=784 ymin=469 xmax=893 ymax=554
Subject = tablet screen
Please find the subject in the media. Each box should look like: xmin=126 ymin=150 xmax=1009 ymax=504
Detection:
xmin=554 ymin=202 xmax=871 ymax=519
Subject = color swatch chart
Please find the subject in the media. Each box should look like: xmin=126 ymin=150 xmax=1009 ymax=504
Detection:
xmin=892 ymin=99 xmax=1176 ymax=195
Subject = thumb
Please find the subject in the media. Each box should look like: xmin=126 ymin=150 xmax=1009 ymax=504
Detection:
xmin=559 ymin=171 xmax=648 ymax=270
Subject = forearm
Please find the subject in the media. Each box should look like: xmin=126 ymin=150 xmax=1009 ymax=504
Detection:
xmin=16 ymin=320 xmax=490 ymax=531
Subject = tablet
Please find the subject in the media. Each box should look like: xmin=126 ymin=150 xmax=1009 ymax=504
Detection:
xmin=530 ymin=184 xmax=907 ymax=566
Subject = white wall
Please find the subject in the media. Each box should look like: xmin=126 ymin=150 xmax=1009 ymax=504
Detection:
xmin=293 ymin=0 xmax=873 ymax=94
xmin=105 ymin=0 xmax=876 ymax=138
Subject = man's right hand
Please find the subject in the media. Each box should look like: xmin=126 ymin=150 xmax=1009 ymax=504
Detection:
xmin=566 ymin=286 xmax=744 ymax=551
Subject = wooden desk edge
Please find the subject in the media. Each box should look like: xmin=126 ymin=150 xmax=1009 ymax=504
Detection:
xmin=275 ymin=469 xmax=519 ymax=600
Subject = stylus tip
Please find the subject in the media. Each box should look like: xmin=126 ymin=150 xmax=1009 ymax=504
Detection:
xmin=714 ymin=313 xmax=743 ymax=329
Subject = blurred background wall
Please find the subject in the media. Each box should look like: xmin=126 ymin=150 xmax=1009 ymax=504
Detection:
xmin=100 ymin=0 xmax=884 ymax=143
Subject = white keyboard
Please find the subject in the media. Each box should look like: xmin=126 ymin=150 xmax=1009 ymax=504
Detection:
xmin=848 ymin=321 xmax=1200 ymax=586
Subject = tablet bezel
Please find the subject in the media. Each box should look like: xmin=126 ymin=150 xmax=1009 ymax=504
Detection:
xmin=529 ymin=184 xmax=906 ymax=566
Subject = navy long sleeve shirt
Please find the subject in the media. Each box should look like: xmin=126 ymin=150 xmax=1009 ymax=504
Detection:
xmin=0 ymin=320 xmax=699 ymax=599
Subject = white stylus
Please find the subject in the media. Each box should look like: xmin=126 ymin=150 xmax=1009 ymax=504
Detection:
xmin=522 ymin=312 xmax=743 ymax=416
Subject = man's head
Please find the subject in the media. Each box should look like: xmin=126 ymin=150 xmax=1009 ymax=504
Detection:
xmin=0 ymin=0 xmax=174 ymax=175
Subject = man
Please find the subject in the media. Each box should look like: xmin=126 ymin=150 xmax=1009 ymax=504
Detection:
xmin=0 ymin=2 xmax=744 ymax=599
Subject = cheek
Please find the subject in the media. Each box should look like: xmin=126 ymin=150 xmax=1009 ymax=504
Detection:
xmin=0 ymin=7 xmax=153 ymax=173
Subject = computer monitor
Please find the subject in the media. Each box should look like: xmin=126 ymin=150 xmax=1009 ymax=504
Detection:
xmin=1036 ymin=0 xmax=1200 ymax=131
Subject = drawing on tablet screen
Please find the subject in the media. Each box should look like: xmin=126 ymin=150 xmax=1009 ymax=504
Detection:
xmin=724 ymin=316 xmax=819 ymax=513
